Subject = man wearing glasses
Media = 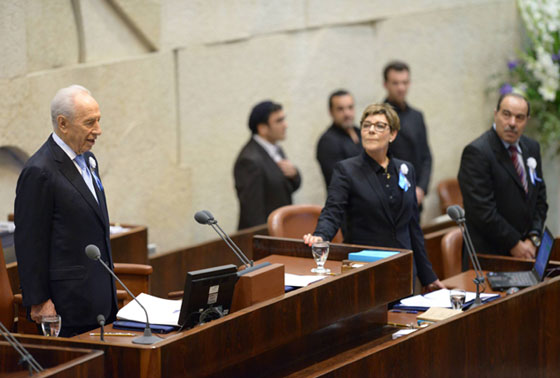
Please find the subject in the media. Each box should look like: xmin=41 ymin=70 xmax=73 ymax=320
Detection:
xmin=458 ymin=93 xmax=548 ymax=263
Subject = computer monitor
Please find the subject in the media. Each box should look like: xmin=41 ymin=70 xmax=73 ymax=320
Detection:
xmin=178 ymin=264 xmax=239 ymax=329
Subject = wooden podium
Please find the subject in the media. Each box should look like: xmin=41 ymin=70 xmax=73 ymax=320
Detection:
xmin=10 ymin=237 xmax=413 ymax=377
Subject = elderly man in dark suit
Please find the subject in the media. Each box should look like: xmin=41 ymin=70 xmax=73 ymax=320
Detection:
xmin=458 ymin=93 xmax=548 ymax=261
xmin=14 ymin=85 xmax=117 ymax=337
xmin=234 ymin=100 xmax=301 ymax=230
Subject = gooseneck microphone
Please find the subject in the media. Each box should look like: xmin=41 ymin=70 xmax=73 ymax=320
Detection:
xmin=194 ymin=210 xmax=270 ymax=275
xmin=0 ymin=320 xmax=43 ymax=374
xmin=85 ymin=245 xmax=161 ymax=345
xmin=194 ymin=210 xmax=252 ymax=267
xmin=447 ymin=205 xmax=485 ymax=308
xmin=97 ymin=314 xmax=105 ymax=341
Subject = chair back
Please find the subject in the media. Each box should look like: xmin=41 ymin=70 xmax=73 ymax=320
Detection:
xmin=437 ymin=178 xmax=463 ymax=215
xmin=267 ymin=205 xmax=343 ymax=243
xmin=440 ymin=227 xmax=463 ymax=279
xmin=0 ymin=240 xmax=15 ymax=330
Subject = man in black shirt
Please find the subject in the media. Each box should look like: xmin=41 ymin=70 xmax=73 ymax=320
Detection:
xmin=383 ymin=61 xmax=432 ymax=210
xmin=316 ymin=90 xmax=363 ymax=187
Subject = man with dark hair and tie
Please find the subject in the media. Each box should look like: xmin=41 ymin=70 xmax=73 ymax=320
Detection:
xmin=458 ymin=93 xmax=548 ymax=263
xmin=14 ymin=85 xmax=117 ymax=337
xmin=383 ymin=61 xmax=432 ymax=210
xmin=234 ymin=100 xmax=301 ymax=229
xmin=316 ymin=89 xmax=362 ymax=187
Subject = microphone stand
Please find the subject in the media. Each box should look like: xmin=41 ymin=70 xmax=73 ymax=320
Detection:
xmin=0 ymin=321 xmax=43 ymax=375
xmin=94 ymin=258 xmax=161 ymax=345
xmin=208 ymin=219 xmax=253 ymax=267
xmin=457 ymin=218 xmax=485 ymax=309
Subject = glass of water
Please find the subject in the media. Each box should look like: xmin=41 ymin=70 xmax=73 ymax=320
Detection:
xmin=311 ymin=241 xmax=330 ymax=274
xmin=41 ymin=315 xmax=62 ymax=337
xmin=449 ymin=289 xmax=466 ymax=310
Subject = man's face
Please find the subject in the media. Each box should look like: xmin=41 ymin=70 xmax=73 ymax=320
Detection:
xmin=58 ymin=92 xmax=102 ymax=155
xmin=260 ymin=110 xmax=287 ymax=143
xmin=329 ymin=94 xmax=355 ymax=129
xmin=494 ymin=95 xmax=529 ymax=144
xmin=384 ymin=69 xmax=410 ymax=104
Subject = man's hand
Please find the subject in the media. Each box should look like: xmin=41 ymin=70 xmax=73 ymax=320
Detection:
xmin=415 ymin=187 xmax=425 ymax=205
xmin=30 ymin=299 xmax=57 ymax=323
xmin=510 ymin=239 xmax=537 ymax=259
xmin=423 ymin=279 xmax=446 ymax=293
xmin=303 ymin=234 xmax=324 ymax=246
xmin=277 ymin=159 xmax=298 ymax=179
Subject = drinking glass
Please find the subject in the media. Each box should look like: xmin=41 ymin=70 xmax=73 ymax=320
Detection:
xmin=311 ymin=241 xmax=330 ymax=274
xmin=449 ymin=289 xmax=466 ymax=310
xmin=41 ymin=315 xmax=62 ymax=337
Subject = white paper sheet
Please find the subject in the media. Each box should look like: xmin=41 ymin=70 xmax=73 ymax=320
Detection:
xmin=116 ymin=293 xmax=182 ymax=326
xmin=399 ymin=289 xmax=499 ymax=308
xmin=284 ymin=273 xmax=326 ymax=287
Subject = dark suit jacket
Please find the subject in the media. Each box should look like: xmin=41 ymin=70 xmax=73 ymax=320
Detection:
xmin=14 ymin=136 xmax=117 ymax=329
xmin=234 ymin=138 xmax=301 ymax=230
xmin=314 ymin=152 xmax=437 ymax=285
xmin=458 ymin=128 xmax=548 ymax=256
xmin=386 ymin=100 xmax=432 ymax=193
xmin=316 ymin=124 xmax=362 ymax=187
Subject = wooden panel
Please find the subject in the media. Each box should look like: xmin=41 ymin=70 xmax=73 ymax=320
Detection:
xmin=0 ymin=342 xmax=104 ymax=377
xmin=110 ymin=224 xmax=149 ymax=265
xmin=149 ymin=224 xmax=268 ymax=297
xmin=292 ymin=276 xmax=560 ymax=377
xmin=551 ymin=237 xmax=560 ymax=262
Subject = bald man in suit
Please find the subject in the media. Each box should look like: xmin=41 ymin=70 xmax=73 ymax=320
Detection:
xmin=14 ymin=85 xmax=117 ymax=337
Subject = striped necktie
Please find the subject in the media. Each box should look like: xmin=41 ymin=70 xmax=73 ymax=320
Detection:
xmin=508 ymin=145 xmax=528 ymax=193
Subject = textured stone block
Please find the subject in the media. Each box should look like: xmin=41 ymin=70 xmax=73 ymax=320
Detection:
xmin=0 ymin=1 xmax=27 ymax=78
xmin=161 ymin=0 xmax=305 ymax=50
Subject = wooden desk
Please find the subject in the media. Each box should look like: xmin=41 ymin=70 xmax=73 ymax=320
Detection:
xmin=11 ymin=240 xmax=412 ymax=377
xmin=0 ymin=341 xmax=104 ymax=377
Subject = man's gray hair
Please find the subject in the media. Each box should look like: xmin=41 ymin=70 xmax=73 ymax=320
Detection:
xmin=50 ymin=85 xmax=92 ymax=129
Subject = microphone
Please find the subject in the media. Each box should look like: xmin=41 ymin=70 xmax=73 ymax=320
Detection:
xmin=0 ymin=321 xmax=43 ymax=374
xmin=446 ymin=205 xmax=485 ymax=309
xmin=85 ymin=245 xmax=161 ymax=345
xmin=194 ymin=210 xmax=270 ymax=275
xmin=97 ymin=314 xmax=105 ymax=341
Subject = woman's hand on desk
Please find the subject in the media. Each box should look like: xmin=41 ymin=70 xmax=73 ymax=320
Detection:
xmin=423 ymin=279 xmax=446 ymax=293
xmin=303 ymin=234 xmax=323 ymax=246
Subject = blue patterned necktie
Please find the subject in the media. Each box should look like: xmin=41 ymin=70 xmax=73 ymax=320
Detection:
xmin=75 ymin=155 xmax=98 ymax=202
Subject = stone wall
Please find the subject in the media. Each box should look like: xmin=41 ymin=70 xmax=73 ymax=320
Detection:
xmin=2 ymin=0 xmax=547 ymax=254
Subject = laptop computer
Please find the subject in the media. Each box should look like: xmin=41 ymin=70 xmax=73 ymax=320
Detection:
xmin=487 ymin=227 xmax=554 ymax=290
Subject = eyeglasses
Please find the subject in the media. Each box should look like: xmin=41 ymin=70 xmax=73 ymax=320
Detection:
xmin=361 ymin=122 xmax=389 ymax=133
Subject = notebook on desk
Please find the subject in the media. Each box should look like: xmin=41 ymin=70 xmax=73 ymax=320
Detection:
xmin=487 ymin=227 xmax=554 ymax=290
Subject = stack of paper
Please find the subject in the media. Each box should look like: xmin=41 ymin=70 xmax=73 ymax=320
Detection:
xmin=395 ymin=289 xmax=499 ymax=311
xmin=284 ymin=273 xmax=326 ymax=287
xmin=116 ymin=293 xmax=182 ymax=326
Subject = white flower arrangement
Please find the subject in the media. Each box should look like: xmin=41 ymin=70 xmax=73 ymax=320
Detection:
xmin=496 ymin=0 xmax=560 ymax=154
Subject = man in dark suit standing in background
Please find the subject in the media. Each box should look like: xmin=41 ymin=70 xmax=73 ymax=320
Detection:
xmin=14 ymin=85 xmax=117 ymax=337
xmin=383 ymin=61 xmax=432 ymax=210
xmin=316 ymin=90 xmax=362 ymax=188
xmin=458 ymin=93 xmax=547 ymax=261
xmin=234 ymin=100 xmax=301 ymax=230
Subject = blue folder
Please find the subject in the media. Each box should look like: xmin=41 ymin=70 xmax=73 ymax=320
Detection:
xmin=113 ymin=320 xmax=178 ymax=334
xmin=348 ymin=250 xmax=399 ymax=262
